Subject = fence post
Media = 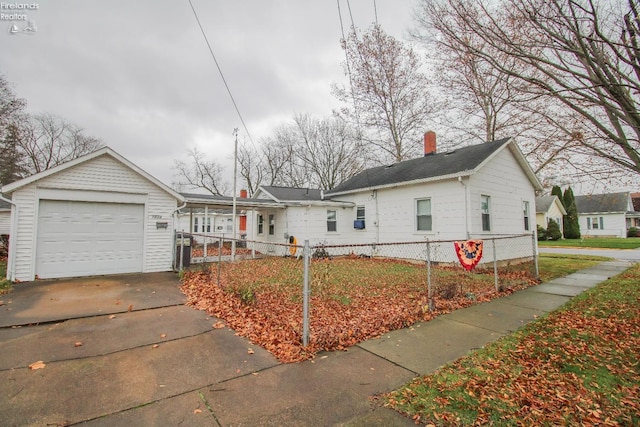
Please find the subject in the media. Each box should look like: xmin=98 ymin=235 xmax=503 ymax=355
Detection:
xmin=531 ymin=232 xmax=539 ymax=280
xmin=302 ymin=240 xmax=311 ymax=347
xmin=172 ymin=230 xmax=177 ymax=271
xmin=492 ymin=238 xmax=499 ymax=292
xmin=179 ymin=230 xmax=184 ymax=271
xmin=426 ymin=239 xmax=434 ymax=311
xmin=217 ymin=235 xmax=223 ymax=287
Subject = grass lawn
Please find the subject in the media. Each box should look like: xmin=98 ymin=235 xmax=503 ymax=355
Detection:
xmin=182 ymin=253 xmax=605 ymax=363
xmin=538 ymin=237 xmax=640 ymax=249
xmin=537 ymin=253 xmax=609 ymax=282
xmin=384 ymin=262 xmax=640 ymax=425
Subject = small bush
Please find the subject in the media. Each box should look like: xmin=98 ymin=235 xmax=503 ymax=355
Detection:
xmin=537 ymin=225 xmax=547 ymax=241
xmin=546 ymin=220 xmax=562 ymax=241
xmin=627 ymin=227 xmax=639 ymax=237
xmin=436 ymin=283 xmax=460 ymax=300
xmin=0 ymin=235 xmax=8 ymax=258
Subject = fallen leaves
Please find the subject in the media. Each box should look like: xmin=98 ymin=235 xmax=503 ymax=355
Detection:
xmin=384 ymin=264 xmax=640 ymax=426
xmin=181 ymin=257 xmax=538 ymax=363
xmin=29 ymin=361 xmax=45 ymax=370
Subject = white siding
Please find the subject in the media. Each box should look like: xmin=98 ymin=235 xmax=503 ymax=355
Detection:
xmin=251 ymin=146 xmax=536 ymax=248
xmin=579 ymin=213 xmax=626 ymax=238
xmin=10 ymin=154 xmax=179 ymax=282
xmin=468 ymin=148 xmax=536 ymax=237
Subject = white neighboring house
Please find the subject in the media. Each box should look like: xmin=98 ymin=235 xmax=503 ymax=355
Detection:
xmin=0 ymin=197 xmax=10 ymax=236
xmin=1 ymin=147 xmax=184 ymax=282
xmin=575 ymin=192 xmax=638 ymax=238
xmin=535 ymin=195 xmax=566 ymax=234
xmin=251 ymin=133 xmax=543 ymax=251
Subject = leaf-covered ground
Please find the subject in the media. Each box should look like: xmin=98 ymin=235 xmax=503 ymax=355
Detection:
xmin=181 ymin=256 xmax=538 ymax=363
xmin=384 ymin=263 xmax=640 ymax=426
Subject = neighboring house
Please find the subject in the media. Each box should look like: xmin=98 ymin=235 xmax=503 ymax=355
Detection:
xmin=575 ymin=192 xmax=639 ymax=238
xmin=632 ymin=192 xmax=640 ymax=213
xmin=535 ymin=195 xmax=566 ymax=234
xmin=0 ymin=197 xmax=10 ymax=236
xmin=251 ymin=133 xmax=543 ymax=249
xmin=1 ymin=147 xmax=184 ymax=282
xmin=176 ymin=190 xmax=253 ymax=243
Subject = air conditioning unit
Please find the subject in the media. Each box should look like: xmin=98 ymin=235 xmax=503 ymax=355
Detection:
xmin=353 ymin=220 xmax=365 ymax=229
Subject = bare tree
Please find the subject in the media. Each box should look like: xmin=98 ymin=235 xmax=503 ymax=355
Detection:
xmin=237 ymin=114 xmax=364 ymax=192
xmin=173 ymin=147 xmax=229 ymax=196
xmin=414 ymin=0 xmax=640 ymax=179
xmin=292 ymin=114 xmax=364 ymax=190
xmin=17 ymin=113 xmax=102 ymax=175
xmin=0 ymin=75 xmax=28 ymax=185
xmin=237 ymin=141 xmax=264 ymax=196
xmin=332 ymin=24 xmax=435 ymax=164
xmin=0 ymin=75 xmax=26 ymax=137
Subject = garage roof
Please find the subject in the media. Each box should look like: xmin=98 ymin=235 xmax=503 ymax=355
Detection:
xmin=1 ymin=147 xmax=184 ymax=202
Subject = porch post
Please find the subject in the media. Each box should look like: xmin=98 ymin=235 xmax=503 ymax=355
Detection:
xmin=203 ymin=205 xmax=208 ymax=262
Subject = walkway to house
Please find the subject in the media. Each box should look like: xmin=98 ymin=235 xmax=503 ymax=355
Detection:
xmin=0 ymin=260 xmax=632 ymax=426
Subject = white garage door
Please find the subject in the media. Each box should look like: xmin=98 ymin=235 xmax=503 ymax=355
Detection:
xmin=36 ymin=200 xmax=144 ymax=279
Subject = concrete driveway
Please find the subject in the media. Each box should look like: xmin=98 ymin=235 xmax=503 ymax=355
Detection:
xmin=0 ymin=272 xmax=416 ymax=426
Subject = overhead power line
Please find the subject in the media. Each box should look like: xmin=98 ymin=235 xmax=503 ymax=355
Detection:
xmin=187 ymin=0 xmax=256 ymax=147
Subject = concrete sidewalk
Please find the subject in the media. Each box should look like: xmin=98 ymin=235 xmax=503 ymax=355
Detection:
xmin=0 ymin=260 xmax=633 ymax=426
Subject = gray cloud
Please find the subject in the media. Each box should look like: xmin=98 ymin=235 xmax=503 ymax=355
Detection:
xmin=1 ymin=0 xmax=414 ymax=187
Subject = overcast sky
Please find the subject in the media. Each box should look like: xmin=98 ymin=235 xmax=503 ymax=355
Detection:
xmin=1 ymin=0 xmax=415 ymax=191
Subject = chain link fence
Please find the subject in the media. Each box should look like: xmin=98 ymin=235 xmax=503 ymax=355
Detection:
xmin=178 ymin=232 xmax=538 ymax=348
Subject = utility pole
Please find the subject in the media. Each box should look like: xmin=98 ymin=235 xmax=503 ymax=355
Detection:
xmin=231 ymin=128 xmax=239 ymax=262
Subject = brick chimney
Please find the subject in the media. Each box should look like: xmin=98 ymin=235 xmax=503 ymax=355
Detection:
xmin=424 ymin=131 xmax=436 ymax=156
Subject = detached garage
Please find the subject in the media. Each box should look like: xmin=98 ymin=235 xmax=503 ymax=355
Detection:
xmin=1 ymin=147 xmax=184 ymax=282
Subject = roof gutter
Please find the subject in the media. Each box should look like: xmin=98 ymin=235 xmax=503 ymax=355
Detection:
xmin=326 ymin=170 xmax=474 ymax=197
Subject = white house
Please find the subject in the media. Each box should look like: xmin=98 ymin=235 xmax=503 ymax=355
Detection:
xmin=1 ymin=147 xmax=184 ymax=282
xmin=575 ymin=192 xmax=637 ymax=238
xmin=0 ymin=198 xmax=10 ymax=236
xmin=535 ymin=195 xmax=566 ymax=234
xmin=250 ymin=133 xmax=543 ymax=251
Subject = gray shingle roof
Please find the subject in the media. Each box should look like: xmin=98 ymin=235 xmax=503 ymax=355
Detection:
xmin=325 ymin=137 xmax=511 ymax=195
xmin=535 ymin=196 xmax=557 ymax=213
xmin=259 ymin=186 xmax=324 ymax=201
xmin=575 ymin=192 xmax=631 ymax=214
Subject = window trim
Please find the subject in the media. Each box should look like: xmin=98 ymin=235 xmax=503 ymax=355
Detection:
xmin=481 ymin=195 xmax=491 ymax=232
xmin=523 ymin=201 xmax=530 ymax=231
xmin=257 ymin=214 xmax=264 ymax=235
xmin=588 ymin=216 xmax=604 ymax=230
xmin=354 ymin=205 xmax=365 ymax=229
xmin=268 ymin=214 xmax=275 ymax=235
xmin=327 ymin=209 xmax=337 ymax=232
xmin=416 ymin=197 xmax=433 ymax=232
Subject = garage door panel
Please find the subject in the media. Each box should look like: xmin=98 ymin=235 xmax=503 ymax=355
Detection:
xmin=36 ymin=200 xmax=144 ymax=279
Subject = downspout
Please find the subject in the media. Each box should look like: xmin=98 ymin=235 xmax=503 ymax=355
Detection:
xmin=373 ymin=190 xmax=380 ymax=244
xmin=458 ymin=177 xmax=470 ymax=239
xmin=172 ymin=201 xmax=187 ymax=271
xmin=1 ymin=196 xmax=17 ymax=282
